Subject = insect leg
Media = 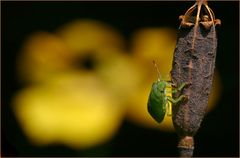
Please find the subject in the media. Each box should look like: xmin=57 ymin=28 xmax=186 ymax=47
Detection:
xmin=166 ymin=101 xmax=172 ymax=116
xmin=167 ymin=97 xmax=177 ymax=105
xmin=170 ymin=89 xmax=177 ymax=94
xmin=172 ymin=82 xmax=191 ymax=94
xmin=166 ymin=81 xmax=175 ymax=86
xmin=177 ymin=83 xmax=188 ymax=91
xmin=167 ymin=95 xmax=189 ymax=106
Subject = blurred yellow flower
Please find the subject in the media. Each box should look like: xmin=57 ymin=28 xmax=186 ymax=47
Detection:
xmin=131 ymin=28 xmax=177 ymax=75
xmin=13 ymin=72 xmax=125 ymax=149
xmin=56 ymin=19 xmax=125 ymax=58
xmin=14 ymin=20 xmax=129 ymax=149
xmin=17 ymin=32 xmax=74 ymax=83
xmin=96 ymin=51 xmax=145 ymax=105
xmin=13 ymin=20 xmax=222 ymax=149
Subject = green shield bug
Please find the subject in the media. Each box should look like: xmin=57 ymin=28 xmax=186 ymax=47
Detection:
xmin=147 ymin=61 xmax=189 ymax=123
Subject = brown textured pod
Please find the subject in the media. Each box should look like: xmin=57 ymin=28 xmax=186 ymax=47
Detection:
xmin=171 ymin=0 xmax=220 ymax=156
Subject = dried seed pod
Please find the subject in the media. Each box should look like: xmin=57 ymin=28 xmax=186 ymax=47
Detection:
xmin=171 ymin=0 xmax=220 ymax=156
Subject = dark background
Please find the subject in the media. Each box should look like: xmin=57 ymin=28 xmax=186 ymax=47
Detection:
xmin=1 ymin=1 xmax=239 ymax=157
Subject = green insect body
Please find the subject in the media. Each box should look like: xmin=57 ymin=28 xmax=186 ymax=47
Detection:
xmin=147 ymin=61 xmax=189 ymax=123
xmin=147 ymin=80 xmax=168 ymax=123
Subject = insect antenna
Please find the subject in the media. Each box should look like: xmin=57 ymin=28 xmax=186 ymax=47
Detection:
xmin=152 ymin=60 xmax=162 ymax=81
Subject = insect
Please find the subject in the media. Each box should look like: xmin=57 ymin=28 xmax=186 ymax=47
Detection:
xmin=147 ymin=61 xmax=189 ymax=123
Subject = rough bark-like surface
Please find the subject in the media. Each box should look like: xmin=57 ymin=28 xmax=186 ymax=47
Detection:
xmin=170 ymin=1 xmax=220 ymax=156
xmin=171 ymin=25 xmax=217 ymax=137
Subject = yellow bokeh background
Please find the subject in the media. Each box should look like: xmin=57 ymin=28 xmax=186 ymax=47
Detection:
xmin=12 ymin=19 xmax=222 ymax=149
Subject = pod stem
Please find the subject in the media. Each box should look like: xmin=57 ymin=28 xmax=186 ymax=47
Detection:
xmin=178 ymin=136 xmax=194 ymax=157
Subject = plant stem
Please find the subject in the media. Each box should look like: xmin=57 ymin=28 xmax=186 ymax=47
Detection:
xmin=178 ymin=136 xmax=194 ymax=157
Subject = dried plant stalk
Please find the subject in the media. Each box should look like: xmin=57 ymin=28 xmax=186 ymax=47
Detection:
xmin=171 ymin=0 xmax=220 ymax=157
